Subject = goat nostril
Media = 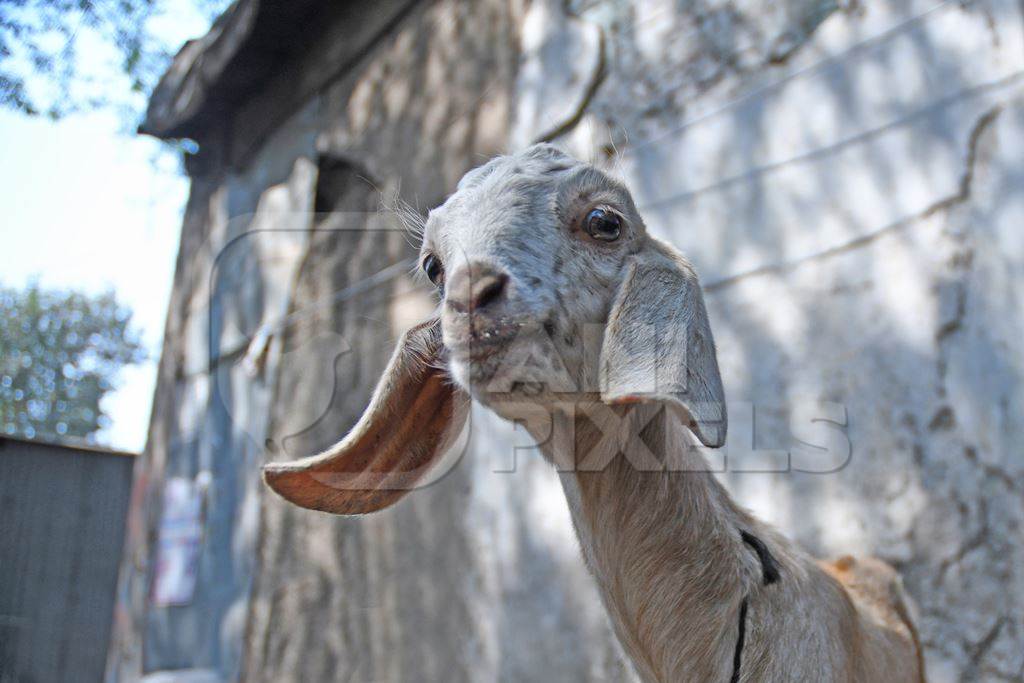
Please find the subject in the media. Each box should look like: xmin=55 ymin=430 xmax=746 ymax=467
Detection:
xmin=472 ymin=273 xmax=508 ymax=310
xmin=445 ymin=262 xmax=509 ymax=313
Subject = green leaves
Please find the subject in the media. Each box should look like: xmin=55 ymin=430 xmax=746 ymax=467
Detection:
xmin=0 ymin=0 xmax=229 ymax=121
xmin=0 ymin=281 xmax=145 ymax=443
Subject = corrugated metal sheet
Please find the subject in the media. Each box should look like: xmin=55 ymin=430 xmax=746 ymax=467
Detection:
xmin=0 ymin=437 xmax=134 ymax=683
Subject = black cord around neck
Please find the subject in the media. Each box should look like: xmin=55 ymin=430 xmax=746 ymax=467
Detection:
xmin=730 ymin=531 xmax=781 ymax=682
xmin=729 ymin=598 xmax=749 ymax=683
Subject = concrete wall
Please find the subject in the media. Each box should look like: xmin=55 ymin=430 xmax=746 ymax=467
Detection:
xmin=527 ymin=0 xmax=1024 ymax=679
xmin=0 ymin=437 xmax=133 ymax=683
xmin=110 ymin=0 xmax=1024 ymax=681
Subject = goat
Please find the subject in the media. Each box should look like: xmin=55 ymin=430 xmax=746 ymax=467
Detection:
xmin=263 ymin=144 xmax=926 ymax=683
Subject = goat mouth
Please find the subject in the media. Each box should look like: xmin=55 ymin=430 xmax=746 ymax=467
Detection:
xmin=446 ymin=326 xmax=519 ymax=362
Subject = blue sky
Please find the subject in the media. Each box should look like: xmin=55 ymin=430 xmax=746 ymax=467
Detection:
xmin=0 ymin=2 xmax=215 ymax=451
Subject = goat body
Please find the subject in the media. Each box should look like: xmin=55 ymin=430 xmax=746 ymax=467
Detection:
xmin=536 ymin=405 xmax=924 ymax=682
xmin=263 ymin=144 xmax=925 ymax=683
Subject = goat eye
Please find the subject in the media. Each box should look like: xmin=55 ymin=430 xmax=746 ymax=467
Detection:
xmin=584 ymin=208 xmax=621 ymax=242
xmin=422 ymin=254 xmax=444 ymax=286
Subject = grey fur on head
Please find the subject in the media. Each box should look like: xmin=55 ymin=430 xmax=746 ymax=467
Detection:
xmin=420 ymin=143 xmax=726 ymax=446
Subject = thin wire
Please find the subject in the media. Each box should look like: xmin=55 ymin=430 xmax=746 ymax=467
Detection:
xmin=259 ymin=257 xmax=416 ymax=338
xmin=620 ymin=0 xmax=957 ymax=158
xmin=638 ymin=70 xmax=1024 ymax=210
xmin=196 ymin=255 xmax=420 ymax=378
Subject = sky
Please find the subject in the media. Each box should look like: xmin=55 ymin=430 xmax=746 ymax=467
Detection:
xmin=0 ymin=2 xmax=215 ymax=451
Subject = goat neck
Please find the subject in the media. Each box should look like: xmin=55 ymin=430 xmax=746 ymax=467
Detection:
xmin=528 ymin=402 xmax=766 ymax=682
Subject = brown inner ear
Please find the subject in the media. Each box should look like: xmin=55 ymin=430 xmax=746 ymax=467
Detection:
xmin=262 ymin=319 xmax=469 ymax=515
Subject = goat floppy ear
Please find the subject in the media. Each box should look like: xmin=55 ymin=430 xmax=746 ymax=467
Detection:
xmin=262 ymin=318 xmax=469 ymax=514
xmin=600 ymin=240 xmax=727 ymax=447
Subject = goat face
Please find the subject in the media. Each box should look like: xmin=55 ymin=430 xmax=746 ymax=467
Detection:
xmin=262 ymin=144 xmax=726 ymax=515
xmin=421 ymin=143 xmax=643 ymax=412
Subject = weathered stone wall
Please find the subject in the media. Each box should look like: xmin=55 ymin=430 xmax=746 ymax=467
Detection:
xmin=111 ymin=0 xmax=1023 ymax=681
xmin=523 ymin=0 xmax=1023 ymax=679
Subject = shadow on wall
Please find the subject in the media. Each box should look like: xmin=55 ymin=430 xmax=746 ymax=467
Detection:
xmin=539 ymin=0 xmax=1023 ymax=679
